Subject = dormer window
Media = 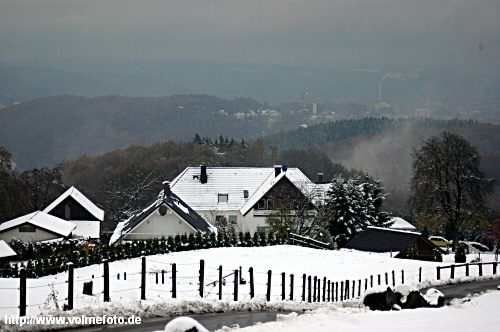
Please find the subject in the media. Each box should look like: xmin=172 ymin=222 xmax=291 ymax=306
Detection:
xmin=218 ymin=194 xmax=228 ymax=203
xmin=243 ymin=190 xmax=249 ymax=199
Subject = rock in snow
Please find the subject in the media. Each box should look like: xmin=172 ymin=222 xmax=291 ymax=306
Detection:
xmin=164 ymin=317 xmax=209 ymax=332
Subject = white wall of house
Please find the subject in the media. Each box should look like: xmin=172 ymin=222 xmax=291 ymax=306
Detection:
xmin=199 ymin=209 xmax=269 ymax=234
xmin=124 ymin=208 xmax=196 ymax=240
xmin=0 ymin=226 xmax=61 ymax=243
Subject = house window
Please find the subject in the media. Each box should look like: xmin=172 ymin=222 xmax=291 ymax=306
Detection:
xmin=266 ymin=199 xmax=274 ymax=210
xmin=256 ymin=226 xmax=268 ymax=234
xmin=218 ymin=194 xmax=228 ymax=203
xmin=19 ymin=225 xmax=36 ymax=233
xmin=215 ymin=215 xmax=227 ymax=228
xmin=257 ymin=199 xmax=267 ymax=210
xmin=228 ymin=215 xmax=238 ymax=225
xmin=243 ymin=190 xmax=249 ymax=199
xmin=64 ymin=205 xmax=71 ymax=220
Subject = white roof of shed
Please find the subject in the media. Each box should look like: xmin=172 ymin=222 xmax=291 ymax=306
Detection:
xmin=71 ymin=220 xmax=100 ymax=239
xmin=43 ymin=186 xmax=104 ymax=221
xmin=0 ymin=211 xmax=76 ymax=237
xmin=389 ymin=217 xmax=417 ymax=231
xmin=0 ymin=240 xmax=16 ymax=258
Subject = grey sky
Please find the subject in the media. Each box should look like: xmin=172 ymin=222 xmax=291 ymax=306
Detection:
xmin=1 ymin=0 xmax=499 ymax=66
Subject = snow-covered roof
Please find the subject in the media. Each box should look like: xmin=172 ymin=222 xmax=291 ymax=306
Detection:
xmin=388 ymin=217 xmax=417 ymax=231
xmin=43 ymin=186 xmax=104 ymax=221
xmin=171 ymin=166 xmax=324 ymax=215
xmin=71 ymin=220 xmax=100 ymax=239
xmin=0 ymin=240 xmax=16 ymax=259
xmin=110 ymin=189 xmax=216 ymax=245
xmin=0 ymin=211 xmax=76 ymax=237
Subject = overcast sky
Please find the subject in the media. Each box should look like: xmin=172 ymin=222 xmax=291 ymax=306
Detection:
xmin=1 ymin=0 xmax=499 ymax=66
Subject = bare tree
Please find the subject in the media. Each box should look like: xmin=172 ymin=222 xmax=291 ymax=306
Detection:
xmin=410 ymin=132 xmax=495 ymax=250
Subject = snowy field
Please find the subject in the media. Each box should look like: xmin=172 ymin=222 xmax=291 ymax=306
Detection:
xmin=217 ymin=289 xmax=500 ymax=332
xmin=0 ymin=245 xmax=497 ymax=320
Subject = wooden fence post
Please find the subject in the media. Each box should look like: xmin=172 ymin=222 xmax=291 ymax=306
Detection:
xmin=140 ymin=257 xmax=146 ymax=300
xmin=340 ymin=281 xmax=344 ymax=301
xmin=377 ymin=274 xmax=381 ymax=285
xmin=281 ymin=272 xmax=286 ymax=301
xmin=162 ymin=270 xmax=165 ymax=284
xmin=234 ymin=269 xmax=239 ymax=301
xmin=419 ymin=267 xmax=422 ymax=283
xmin=172 ymin=263 xmax=177 ymax=298
xmin=322 ymin=277 xmax=326 ymax=302
xmin=352 ymin=280 xmax=355 ymax=298
xmin=358 ymin=279 xmax=361 ymax=297
xmin=327 ymin=280 xmax=331 ymax=302
xmin=364 ymin=278 xmax=368 ymax=291
xmin=370 ymin=275 xmax=373 ymax=288
xmin=19 ymin=267 xmax=26 ymax=317
xmin=124 ymin=272 xmax=127 ymax=280
xmin=313 ymin=276 xmax=317 ymax=302
xmin=345 ymin=280 xmax=349 ymax=300
xmin=437 ymin=266 xmax=441 ymax=280
xmin=392 ymin=270 xmax=395 ymax=286
xmin=199 ymin=259 xmax=205 ymax=298
xmin=218 ymin=265 xmax=223 ymax=300
xmin=104 ymin=260 xmax=110 ymax=302
xmin=290 ymin=274 xmax=294 ymax=301
xmin=401 ymin=270 xmax=404 ymax=284
xmin=307 ymin=276 xmax=312 ymax=303
xmin=67 ymin=263 xmax=74 ymax=310
xmin=450 ymin=265 xmax=455 ymax=279
xmin=266 ymin=270 xmax=272 ymax=301
xmin=335 ymin=282 xmax=338 ymax=302
xmin=494 ymin=262 xmax=497 ymax=275
xmin=249 ymin=267 xmax=255 ymax=299
xmin=155 ymin=272 xmax=158 ymax=284
xmin=479 ymin=263 xmax=483 ymax=277
xmin=302 ymin=274 xmax=306 ymax=301
xmin=385 ymin=272 xmax=388 ymax=285
xmin=465 ymin=263 xmax=469 ymax=277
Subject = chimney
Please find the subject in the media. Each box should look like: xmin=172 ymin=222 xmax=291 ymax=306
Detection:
xmin=316 ymin=173 xmax=324 ymax=184
xmin=200 ymin=165 xmax=207 ymax=184
xmin=163 ymin=181 xmax=171 ymax=195
xmin=274 ymin=165 xmax=282 ymax=177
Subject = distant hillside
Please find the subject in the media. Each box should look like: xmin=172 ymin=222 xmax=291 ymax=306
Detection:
xmin=263 ymin=117 xmax=500 ymax=213
xmin=0 ymin=94 xmax=281 ymax=169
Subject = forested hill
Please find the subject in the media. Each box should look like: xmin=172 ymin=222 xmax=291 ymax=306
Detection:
xmin=263 ymin=118 xmax=500 ymax=212
xmin=263 ymin=117 xmax=476 ymax=150
xmin=0 ymin=94 xmax=273 ymax=169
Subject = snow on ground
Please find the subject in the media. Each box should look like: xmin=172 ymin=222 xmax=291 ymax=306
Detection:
xmin=0 ymin=245 xmax=497 ymax=321
xmin=222 ymin=289 xmax=500 ymax=332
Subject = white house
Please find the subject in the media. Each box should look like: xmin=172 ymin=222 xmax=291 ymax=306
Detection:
xmin=170 ymin=165 xmax=326 ymax=234
xmin=110 ymin=182 xmax=216 ymax=244
xmin=0 ymin=211 xmax=76 ymax=243
xmin=43 ymin=186 xmax=104 ymax=239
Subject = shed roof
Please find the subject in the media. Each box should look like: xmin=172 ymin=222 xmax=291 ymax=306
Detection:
xmin=344 ymin=226 xmax=422 ymax=253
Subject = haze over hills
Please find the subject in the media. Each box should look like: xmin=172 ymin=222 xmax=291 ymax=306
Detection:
xmin=1 ymin=59 xmax=499 ymax=108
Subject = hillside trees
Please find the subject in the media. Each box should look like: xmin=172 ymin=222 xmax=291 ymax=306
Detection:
xmin=410 ymin=132 xmax=495 ymax=250
xmin=320 ymin=175 xmax=391 ymax=247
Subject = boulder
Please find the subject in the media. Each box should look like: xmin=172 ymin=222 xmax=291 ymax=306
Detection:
xmin=363 ymin=287 xmax=397 ymax=311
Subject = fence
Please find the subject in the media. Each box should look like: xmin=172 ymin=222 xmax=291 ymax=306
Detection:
xmin=4 ymin=258 xmax=499 ymax=317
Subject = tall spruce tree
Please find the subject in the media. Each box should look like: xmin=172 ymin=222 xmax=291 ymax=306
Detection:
xmin=321 ymin=175 xmax=391 ymax=247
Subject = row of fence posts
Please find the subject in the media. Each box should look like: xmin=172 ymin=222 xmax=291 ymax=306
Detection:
xmin=16 ymin=258 xmax=498 ymax=317
xmin=436 ymin=262 xmax=497 ymax=280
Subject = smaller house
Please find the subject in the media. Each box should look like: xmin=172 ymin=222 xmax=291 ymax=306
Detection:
xmin=0 ymin=240 xmax=17 ymax=262
xmin=43 ymin=186 xmax=104 ymax=239
xmin=388 ymin=217 xmax=417 ymax=232
xmin=344 ymin=227 xmax=443 ymax=261
xmin=110 ymin=182 xmax=216 ymax=245
xmin=0 ymin=211 xmax=76 ymax=243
